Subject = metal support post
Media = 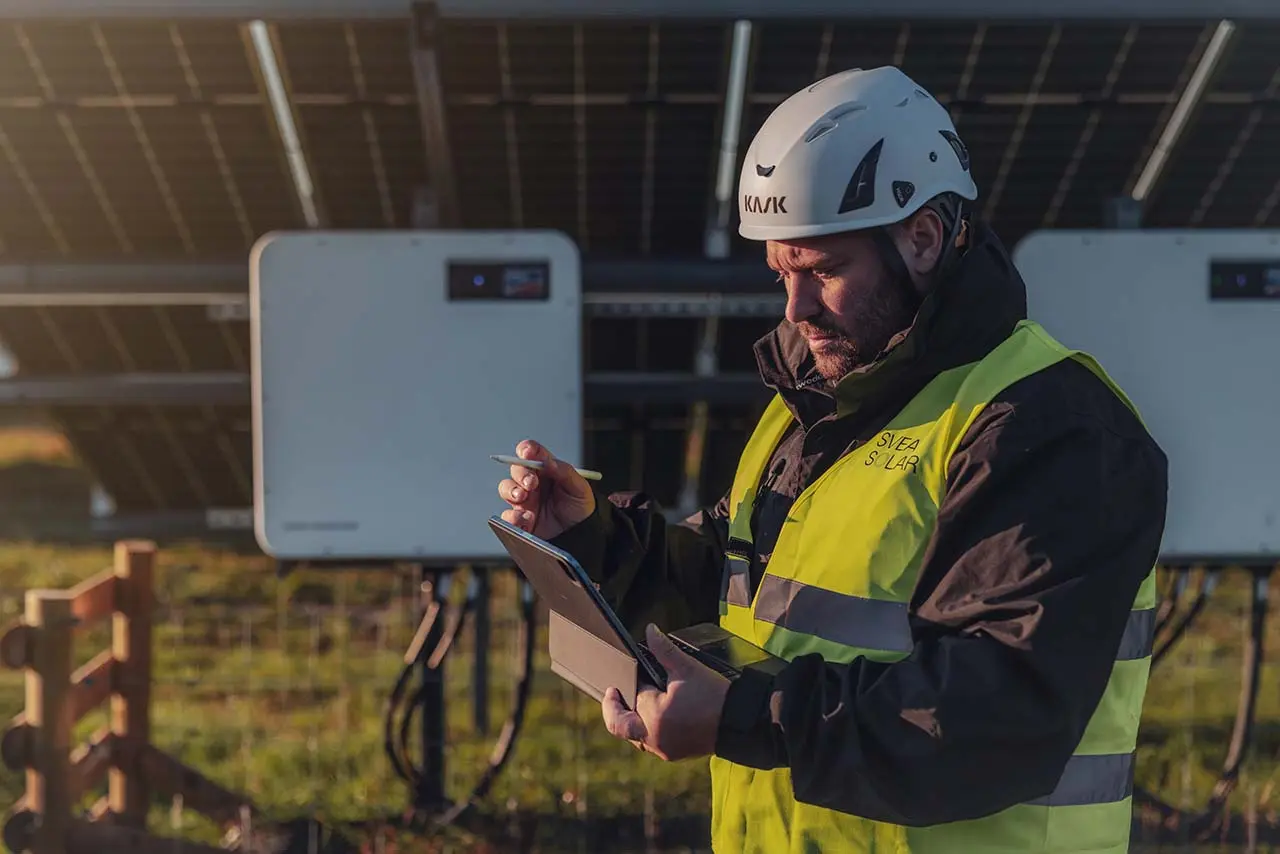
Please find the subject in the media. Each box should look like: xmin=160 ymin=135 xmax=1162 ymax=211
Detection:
xmin=472 ymin=571 xmax=490 ymax=737
xmin=677 ymin=19 xmax=752 ymax=519
xmin=677 ymin=311 xmax=721 ymax=518
xmin=416 ymin=567 xmax=448 ymax=812
xmin=411 ymin=0 xmax=460 ymax=230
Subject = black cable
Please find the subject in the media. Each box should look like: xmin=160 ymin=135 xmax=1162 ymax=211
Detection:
xmin=394 ymin=574 xmax=472 ymax=796
xmin=1153 ymin=566 xmax=1189 ymax=639
xmin=384 ymin=591 xmax=444 ymax=788
xmin=1201 ymin=571 xmax=1269 ymax=822
xmin=1152 ymin=568 xmax=1219 ymax=668
xmin=429 ymin=578 xmax=538 ymax=830
xmin=1133 ymin=568 xmax=1271 ymax=844
xmin=381 ymin=568 xmax=539 ymax=832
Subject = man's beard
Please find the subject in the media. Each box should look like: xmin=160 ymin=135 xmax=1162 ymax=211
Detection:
xmin=796 ymin=282 xmax=916 ymax=382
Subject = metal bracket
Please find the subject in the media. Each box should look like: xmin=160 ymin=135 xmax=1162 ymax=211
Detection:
xmin=411 ymin=0 xmax=461 ymax=229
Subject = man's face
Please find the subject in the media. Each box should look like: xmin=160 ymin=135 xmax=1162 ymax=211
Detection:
xmin=767 ymin=231 xmax=917 ymax=383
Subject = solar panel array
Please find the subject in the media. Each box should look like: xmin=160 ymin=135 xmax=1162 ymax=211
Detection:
xmin=0 ymin=16 xmax=1276 ymax=530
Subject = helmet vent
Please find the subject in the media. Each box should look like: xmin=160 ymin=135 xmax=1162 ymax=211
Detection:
xmin=804 ymin=121 xmax=837 ymax=143
xmin=837 ymin=138 xmax=884 ymax=214
xmin=939 ymin=129 xmax=971 ymax=172
xmin=895 ymin=96 xmax=910 ymax=107
xmin=804 ymin=103 xmax=865 ymax=143
xmin=828 ymin=103 xmax=866 ymax=122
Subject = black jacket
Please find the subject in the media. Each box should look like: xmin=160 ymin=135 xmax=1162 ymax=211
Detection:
xmin=552 ymin=223 xmax=1168 ymax=826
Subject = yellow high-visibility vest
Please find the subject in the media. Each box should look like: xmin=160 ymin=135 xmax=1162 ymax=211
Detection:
xmin=713 ymin=319 xmax=1156 ymax=853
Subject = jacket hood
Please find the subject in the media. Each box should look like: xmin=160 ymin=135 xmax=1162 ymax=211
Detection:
xmin=753 ymin=221 xmax=1028 ymax=427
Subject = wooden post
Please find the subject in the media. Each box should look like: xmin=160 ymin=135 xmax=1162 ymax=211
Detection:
xmin=25 ymin=590 xmax=74 ymax=854
xmin=109 ymin=541 xmax=154 ymax=829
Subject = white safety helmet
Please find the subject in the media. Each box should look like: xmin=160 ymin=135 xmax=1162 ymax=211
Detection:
xmin=738 ymin=66 xmax=978 ymax=242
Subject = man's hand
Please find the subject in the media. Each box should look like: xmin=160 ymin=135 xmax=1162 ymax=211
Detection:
xmin=602 ymin=624 xmax=732 ymax=762
xmin=497 ymin=439 xmax=596 ymax=540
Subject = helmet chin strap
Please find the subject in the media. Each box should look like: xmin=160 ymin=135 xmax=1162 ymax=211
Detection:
xmin=929 ymin=194 xmax=971 ymax=282
xmin=869 ymin=197 xmax=972 ymax=314
xmin=869 ymin=225 xmax=923 ymax=314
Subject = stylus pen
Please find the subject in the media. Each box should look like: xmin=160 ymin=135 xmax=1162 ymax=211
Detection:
xmin=490 ymin=454 xmax=603 ymax=481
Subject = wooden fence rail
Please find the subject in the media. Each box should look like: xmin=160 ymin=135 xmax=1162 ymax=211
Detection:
xmin=0 ymin=541 xmax=268 ymax=854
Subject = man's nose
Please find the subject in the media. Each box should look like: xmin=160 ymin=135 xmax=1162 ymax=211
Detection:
xmin=784 ymin=276 xmax=821 ymax=325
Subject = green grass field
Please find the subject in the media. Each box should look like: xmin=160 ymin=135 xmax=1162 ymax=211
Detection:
xmin=0 ymin=547 xmax=716 ymax=852
xmin=0 ymin=429 xmax=1277 ymax=852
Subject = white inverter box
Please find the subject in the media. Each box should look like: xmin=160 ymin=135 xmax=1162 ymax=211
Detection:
xmin=1014 ymin=230 xmax=1280 ymax=563
xmin=250 ymin=230 xmax=582 ymax=561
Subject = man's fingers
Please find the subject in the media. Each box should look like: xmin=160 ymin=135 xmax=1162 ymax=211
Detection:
xmin=515 ymin=440 xmax=582 ymax=485
xmin=498 ymin=478 xmax=523 ymax=504
xmin=502 ymin=440 xmax=549 ymax=489
xmin=500 ymin=508 xmax=535 ymax=531
xmin=509 ymin=466 xmax=536 ymax=490
xmin=602 ymin=687 xmax=648 ymax=742
xmin=499 ymin=477 xmax=540 ymax=508
xmin=517 ymin=439 xmax=552 ymax=464
xmin=633 ymin=683 xmax=666 ymax=723
xmin=512 ymin=439 xmax=593 ymax=504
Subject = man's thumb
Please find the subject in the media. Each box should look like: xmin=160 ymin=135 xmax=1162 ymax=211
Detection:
xmin=645 ymin=624 xmax=688 ymax=674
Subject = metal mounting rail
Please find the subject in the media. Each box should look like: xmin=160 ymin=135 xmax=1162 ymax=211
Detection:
xmin=0 ymin=371 xmax=771 ymax=407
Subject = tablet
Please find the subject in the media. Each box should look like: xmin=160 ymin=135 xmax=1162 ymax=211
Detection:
xmin=488 ymin=515 xmax=788 ymax=709
xmin=487 ymin=516 xmax=667 ymax=707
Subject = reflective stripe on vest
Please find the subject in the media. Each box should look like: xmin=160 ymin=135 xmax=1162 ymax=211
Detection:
xmin=754 ymin=575 xmax=912 ymax=653
xmin=726 ymin=570 xmax=1156 ymax=662
xmin=1117 ymin=607 xmax=1156 ymax=660
xmin=710 ymin=320 xmax=1156 ymax=854
xmin=1030 ymin=752 xmax=1134 ymax=808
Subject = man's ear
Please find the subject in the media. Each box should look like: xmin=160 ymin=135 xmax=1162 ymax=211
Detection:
xmin=894 ymin=208 xmax=945 ymax=279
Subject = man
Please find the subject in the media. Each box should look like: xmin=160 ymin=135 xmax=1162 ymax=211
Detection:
xmin=497 ymin=66 xmax=1167 ymax=853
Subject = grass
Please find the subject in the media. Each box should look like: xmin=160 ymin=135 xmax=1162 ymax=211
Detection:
xmin=0 ymin=428 xmax=1277 ymax=851
xmin=0 ymin=546 xmax=714 ymax=852
xmin=2 ymin=546 xmax=1277 ymax=853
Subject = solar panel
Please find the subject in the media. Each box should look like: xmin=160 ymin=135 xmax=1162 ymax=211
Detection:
xmin=0 ymin=21 xmax=303 ymax=259
xmin=51 ymin=403 xmax=252 ymax=510
xmin=273 ymin=20 xmax=424 ymax=229
xmin=0 ymin=294 xmax=251 ymax=512
xmin=0 ymin=303 xmax=246 ymax=373
xmin=433 ymin=21 xmax=727 ymax=253
xmin=1143 ymin=25 xmax=1280 ymax=229
xmin=0 ymin=14 xmax=1277 ymax=533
